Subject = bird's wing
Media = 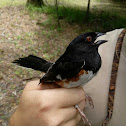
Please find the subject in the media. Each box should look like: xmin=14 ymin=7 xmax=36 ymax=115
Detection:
xmin=40 ymin=61 xmax=85 ymax=83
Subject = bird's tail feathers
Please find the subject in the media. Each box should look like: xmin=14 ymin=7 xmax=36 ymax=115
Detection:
xmin=13 ymin=55 xmax=52 ymax=72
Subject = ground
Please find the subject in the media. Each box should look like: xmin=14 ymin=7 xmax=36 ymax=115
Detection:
xmin=0 ymin=4 xmax=80 ymax=126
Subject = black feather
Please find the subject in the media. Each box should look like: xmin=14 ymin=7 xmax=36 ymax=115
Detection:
xmin=13 ymin=55 xmax=52 ymax=72
xmin=41 ymin=61 xmax=84 ymax=82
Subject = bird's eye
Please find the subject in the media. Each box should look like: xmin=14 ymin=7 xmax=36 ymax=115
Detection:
xmin=87 ymin=36 xmax=92 ymax=42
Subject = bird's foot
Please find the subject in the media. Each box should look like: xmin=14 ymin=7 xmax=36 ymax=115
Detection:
xmin=85 ymin=95 xmax=94 ymax=108
xmin=75 ymin=105 xmax=91 ymax=126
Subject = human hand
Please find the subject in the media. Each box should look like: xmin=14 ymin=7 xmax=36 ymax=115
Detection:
xmin=9 ymin=80 xmax=85 ymax=126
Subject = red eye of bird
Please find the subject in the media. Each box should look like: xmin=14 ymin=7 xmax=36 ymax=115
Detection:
xmin=87 ymin=36 xmax=92 ymax=42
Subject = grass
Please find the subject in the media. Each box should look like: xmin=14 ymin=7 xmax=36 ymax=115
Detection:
xmin=26 ymin=3 xmax=126 ymax=32
xmin=0 ymin=0 xmax=26 ymax=8
xmin=1 ymin=0 xmax=125 ymax=32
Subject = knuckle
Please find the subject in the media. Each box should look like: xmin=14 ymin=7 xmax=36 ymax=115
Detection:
xmin=39 ymin=102 xmax=50 ymax=113
xmin=38 ymin=91 xmax=51 ymax=109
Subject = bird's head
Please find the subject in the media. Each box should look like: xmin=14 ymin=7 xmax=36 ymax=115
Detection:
xmin=78 ymin=32 xmax=107 ymax=45
xmin=84 ymin=32 xmax=107 ymax=46
xmin=69 ymin=32 xmax=107 ymax=52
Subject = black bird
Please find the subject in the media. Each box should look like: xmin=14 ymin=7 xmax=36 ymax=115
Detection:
xmin=13 ymin=32 xmax=107 ymax=126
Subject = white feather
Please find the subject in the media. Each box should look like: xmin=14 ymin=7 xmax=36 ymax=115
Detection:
xmin=63 ymin=71 xmax=96 ymax=88
xmin=56 ymin=74 xmax=62 ymax=80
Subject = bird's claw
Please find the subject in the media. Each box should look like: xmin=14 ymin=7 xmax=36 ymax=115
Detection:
xmin=86 ymin=95 xmax=94 ymax=109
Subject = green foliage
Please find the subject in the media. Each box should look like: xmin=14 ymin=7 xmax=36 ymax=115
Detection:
xmin=58 ymin=7 xmax=86 ymax=24
xmin=26 ymin=3 xmax=126 ymax=32
xmin=89 ymin=9 xmax=126 ymax=31
xmin=0 ymin=0 xmax=26 ymax=8
xmin=26 ymin=4 xmax=56 ymax=14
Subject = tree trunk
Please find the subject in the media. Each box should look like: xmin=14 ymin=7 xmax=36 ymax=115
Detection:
xmin=85 ymin=0 xmax=90 ymax=22
xmin=55 ymin=0 xmax=60 ymax=27
xmin=27 ymin=0 xmax=44 ymax=7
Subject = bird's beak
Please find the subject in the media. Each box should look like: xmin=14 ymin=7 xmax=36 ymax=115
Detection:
xmin=94 ymin=32 xmax=107 ymax=45
xmin=96 ymin=32 xmax=106 ymax=37
xmin=95 ymin=40 xmax=108 ymax=45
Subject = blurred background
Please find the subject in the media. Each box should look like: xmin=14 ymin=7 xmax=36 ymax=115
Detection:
xmin=0 ymin=0 xmax=126 ymax=125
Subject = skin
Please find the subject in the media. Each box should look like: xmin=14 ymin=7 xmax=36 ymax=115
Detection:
xmin=9 ymin=80 xmax=85 ymax=126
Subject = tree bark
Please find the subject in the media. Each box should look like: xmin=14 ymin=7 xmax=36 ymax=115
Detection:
xmin=27 ymin=0 xmax=44 ymax=7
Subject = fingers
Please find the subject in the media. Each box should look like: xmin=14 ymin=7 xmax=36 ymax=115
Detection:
xmin=42 ymin=101 xmax=84 ymax=126
xmin=24 ymin=80 xmax=85 ymax=107
xmin=42 ymin=87 xmax=85 ymax=107
xmin=59 ymin=100 xmax=85 ymax=123
xmin=59 ymin=102 xmax=84 ymax=126
xmin=24 ymin=81 xmax=85 ymax=108
xmin=59 ymin=114 xmax=81 ymax=126
xmin=59 ymin=107 xmax=77 ymax=122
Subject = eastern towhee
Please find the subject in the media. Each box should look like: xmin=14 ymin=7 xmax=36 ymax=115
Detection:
xmin=13 ymin=32 xmax=107 ymax=126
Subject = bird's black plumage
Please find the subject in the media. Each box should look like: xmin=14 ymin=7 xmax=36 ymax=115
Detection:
xmin=13 ymin=32 xmax=107 ymax=88
xmin=40 ymin=32 xmax=107 ymax=86
xmin=13 ymin=55 xmax=52 ymax=72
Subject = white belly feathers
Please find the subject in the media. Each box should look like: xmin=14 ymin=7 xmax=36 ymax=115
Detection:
xmin=55 ymin=70 xmax=96 ymax=88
